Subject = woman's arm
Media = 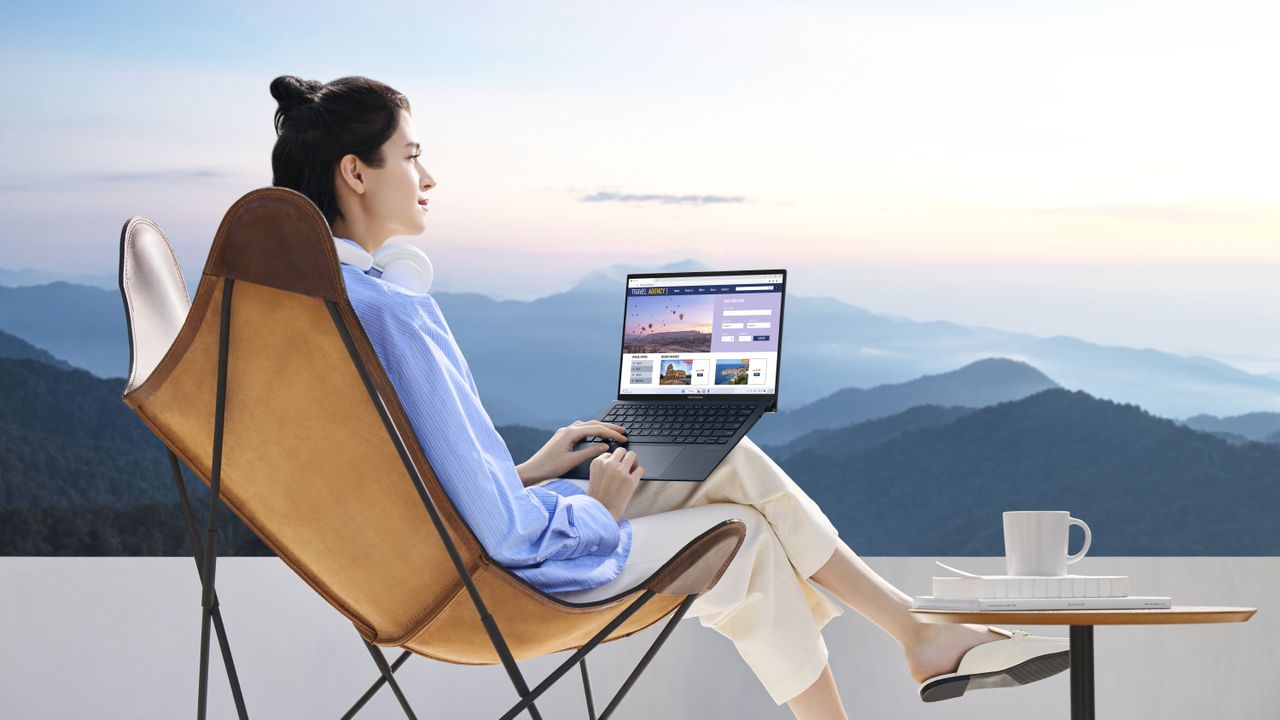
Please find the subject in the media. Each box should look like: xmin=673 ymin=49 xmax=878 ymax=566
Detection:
xmin=514 ymin=420 xmax=628 ymax=487
xmin=516 ymin=462 xmax=540 ymax=488
xmin=346 ymin=275 xmax=623 ymax=563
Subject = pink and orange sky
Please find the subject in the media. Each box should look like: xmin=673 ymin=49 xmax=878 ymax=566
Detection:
xmin=2 ymin=0 xmax=1277 ymax=371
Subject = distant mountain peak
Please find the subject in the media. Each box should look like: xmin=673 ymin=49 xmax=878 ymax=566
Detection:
xmin=940 ymin=357 xmax=1060 ymax=384
xmin=751 ymin=356 xmax=1061 ymax=445
xmin=838 ymin=357 xmax=1059 ymax=400
xmin=567 ymin=258 xmax=716 ymax=294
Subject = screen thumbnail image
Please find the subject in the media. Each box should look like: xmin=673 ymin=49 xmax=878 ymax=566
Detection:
xmin=622 ymin=294 xmax=714 ymax=354
xmin=658 ymin=359 xmax=694 ymax=385
xmin=715 ymin=359 xmax=751 ymax=385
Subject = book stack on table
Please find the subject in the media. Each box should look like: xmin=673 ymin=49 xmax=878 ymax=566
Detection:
xmin=911 ymin=561 xmax=1172 ymax=611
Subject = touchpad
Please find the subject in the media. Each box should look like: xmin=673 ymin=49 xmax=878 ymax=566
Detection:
xmin=631 ymin=445 xmax=683 ymax=477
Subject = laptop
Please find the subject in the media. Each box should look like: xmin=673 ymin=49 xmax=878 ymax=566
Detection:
xmin=563 ymin=268 xmax=787 ymax=482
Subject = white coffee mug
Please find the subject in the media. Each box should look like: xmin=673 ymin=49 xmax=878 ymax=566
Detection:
xmin=1003 ymin=511 xmax=1091 ymax=576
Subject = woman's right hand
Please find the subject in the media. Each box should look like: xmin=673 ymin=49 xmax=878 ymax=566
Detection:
xmin=587 ymin=447 xmax=644 ymax=522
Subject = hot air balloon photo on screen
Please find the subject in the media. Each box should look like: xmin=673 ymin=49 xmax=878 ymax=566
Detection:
xmin=622 ymin=294 xmax=714 ymax=353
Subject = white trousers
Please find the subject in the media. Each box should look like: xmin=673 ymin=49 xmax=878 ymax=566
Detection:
xmin=543 ymin=437 xmax=844 ymax=705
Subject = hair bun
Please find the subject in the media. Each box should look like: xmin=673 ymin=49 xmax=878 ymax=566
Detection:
xmin=270 ymin=75 xmax=323 ymax=114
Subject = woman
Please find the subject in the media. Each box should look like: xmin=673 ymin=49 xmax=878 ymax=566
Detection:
xmin=269 ymin=74 xmax=1068 ymax=719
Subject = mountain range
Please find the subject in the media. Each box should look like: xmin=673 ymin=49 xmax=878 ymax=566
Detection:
xmin=0 ymin=282 xmax=128 ymax=380
xmin=3 ymin=262 xmax=1279 ymax=425
xmin=1181 ymin=412 xmax=1280 ymax=443
xmin=0 ymin=328 xmax=77 ymax=372
xmin=0 ymin=357 xmax=190 ymax=508
xmin=0 ymin=356 xmax=267 ymax=555
xmin=748 ymin=358 xmax=1056 ymax=445
xmin=3 ymin=349 xmax=1278 ymax=555
xmin=755 ymin=404 xmax=977 ymax=461
xmin=773 ymin=389 xmax=1280 ymax=555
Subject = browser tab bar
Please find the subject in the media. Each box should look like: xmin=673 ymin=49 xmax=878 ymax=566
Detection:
xmin=628 ymin=273 xmax=783 ymax=288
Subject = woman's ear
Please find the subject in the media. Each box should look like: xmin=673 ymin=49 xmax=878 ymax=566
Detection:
xmin=336 ymin=154 xmax=365 ymax=195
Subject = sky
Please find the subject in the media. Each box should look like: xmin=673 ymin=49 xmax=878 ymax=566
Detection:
xmin=1 ymin=0 xmax=1278 ymax=372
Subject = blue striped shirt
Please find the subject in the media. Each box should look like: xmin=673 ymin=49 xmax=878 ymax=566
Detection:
xmin=336 ymin=236 xmax=632 ymax=594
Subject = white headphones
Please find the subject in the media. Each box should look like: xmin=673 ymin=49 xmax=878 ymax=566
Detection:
xmin=333 ymin=237 xmax=434 ymax=294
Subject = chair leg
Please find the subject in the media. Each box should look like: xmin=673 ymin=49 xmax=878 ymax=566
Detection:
xmin=579 ymin=658 xmax=596 ymax=720
xmin=596 ymin=593 xmax=696 ymax=720
xmin=197 ymin=278 xmax=239 ymax=720
xmin=363 ymin=640 xmax=419 ymax=719
xmin=342 ymin=593 xmax=694 ymax=720
xmin=342 ymin=648 xmax=412 ymax=719
xmin=479 ymin=612 xmax=544 ymax=720
xmin=498 ymin=591 xmax=696 ymax=720
xmin=169 ymin=450 xmax=249 ymax=720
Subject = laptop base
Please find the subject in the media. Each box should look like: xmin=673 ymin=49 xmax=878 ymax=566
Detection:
xmin=561 ymin=407 xmax=765 ymax=482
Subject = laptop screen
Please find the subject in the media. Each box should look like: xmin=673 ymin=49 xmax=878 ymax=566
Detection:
xmin=618 ymin=269 xmax=786 ymax=401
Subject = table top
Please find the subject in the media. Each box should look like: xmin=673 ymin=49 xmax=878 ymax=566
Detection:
xmin=909 ymin=605 xmax=1257 ymax=626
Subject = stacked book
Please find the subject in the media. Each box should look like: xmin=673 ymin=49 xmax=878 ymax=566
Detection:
xmin=911 ymin=561 xmax=1172 ymax=611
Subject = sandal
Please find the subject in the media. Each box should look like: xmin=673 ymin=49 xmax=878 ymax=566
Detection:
xmin=919 ymin=626 xmax=1070 ymax=702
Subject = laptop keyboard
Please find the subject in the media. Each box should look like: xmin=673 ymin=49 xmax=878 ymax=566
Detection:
xmin=584 ymin=403 xmax=756 ymax=445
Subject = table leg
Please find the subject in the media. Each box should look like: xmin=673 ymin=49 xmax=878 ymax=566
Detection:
xmin=1069 ymin=625 xmax=1094 ymax=720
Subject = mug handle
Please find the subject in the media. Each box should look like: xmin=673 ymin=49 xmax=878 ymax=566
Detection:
xmin=1066 ymin=516 xmax=1091 ymax=565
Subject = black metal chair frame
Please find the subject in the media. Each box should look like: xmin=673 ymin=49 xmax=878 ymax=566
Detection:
xmin=173 ymin=278 xmax=698 ymax=719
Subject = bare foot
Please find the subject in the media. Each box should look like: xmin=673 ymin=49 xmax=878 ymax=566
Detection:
xmin=903 ymin=623 xmax=1009 ymax=684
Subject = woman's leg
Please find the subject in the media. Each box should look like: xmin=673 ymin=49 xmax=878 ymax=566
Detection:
xmin=786 ymin=663 xmax=848 ymax=720
xmin=546 ymin=493 xmax=842 ymax=707
xmin=808 ymin=539 xmax=1010 ymax=684
xmin=620 ymin=437 xmax=843 ymax=581
xmin=554 ymin=436 xmax=1001 ymax=707
xmin=619 ymin=436 xmax=1009 ymax=685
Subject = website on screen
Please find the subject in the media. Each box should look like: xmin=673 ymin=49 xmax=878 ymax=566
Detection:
xmin=619 ymin=273 xmax=784 ymax=396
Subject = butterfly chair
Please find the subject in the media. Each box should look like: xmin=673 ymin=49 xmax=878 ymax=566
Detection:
xmin=116 ymin=186 xmax=748 ymax=720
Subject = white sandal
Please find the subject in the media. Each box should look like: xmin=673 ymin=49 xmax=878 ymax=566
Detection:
xmin=918 ymin=626 xmax=1070 ymax=702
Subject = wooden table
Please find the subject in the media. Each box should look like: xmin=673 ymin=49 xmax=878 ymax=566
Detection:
xmin=908 ymin=606 xmax=1256 ymax=719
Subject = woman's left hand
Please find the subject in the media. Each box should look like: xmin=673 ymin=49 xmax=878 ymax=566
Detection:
xmin=516 ymin=420 xmax=629 ymax=486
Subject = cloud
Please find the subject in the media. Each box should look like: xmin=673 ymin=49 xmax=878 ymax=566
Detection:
xmin=89 ymin=168 xmax=226 ymax=183
xmin=579 ymin=191 xmax=747 ymax=206
xmin=0 ymin=168 xmax=233 ymax=191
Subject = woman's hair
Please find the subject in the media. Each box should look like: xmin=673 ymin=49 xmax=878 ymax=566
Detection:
xmin=269 ymin=75 xmax=411 ymax=227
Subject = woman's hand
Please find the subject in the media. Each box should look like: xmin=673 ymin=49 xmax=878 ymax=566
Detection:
xmin=587 ymin=447 xmax=644 ymax=522
xmin=515 ymin=420 xmax=629 ymax=486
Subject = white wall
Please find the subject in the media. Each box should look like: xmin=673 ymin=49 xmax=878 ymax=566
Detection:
xmin=0 ymin=556 xmax=1271 ymax=719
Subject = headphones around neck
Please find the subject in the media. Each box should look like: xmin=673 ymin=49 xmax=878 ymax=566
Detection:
xmin=333 ymin=238 xmax=434 ymax=294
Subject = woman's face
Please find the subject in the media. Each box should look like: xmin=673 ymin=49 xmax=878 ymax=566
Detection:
xmin=336 ymin=108 xmax=436 ymax=242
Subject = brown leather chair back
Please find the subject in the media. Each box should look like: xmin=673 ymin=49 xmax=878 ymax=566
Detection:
xmin=120 ymin=188 xmax=483 ymax=643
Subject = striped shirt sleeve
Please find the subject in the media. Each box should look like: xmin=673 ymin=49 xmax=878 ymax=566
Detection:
xmin=341 ymin=263 xmax=628 ymax=574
